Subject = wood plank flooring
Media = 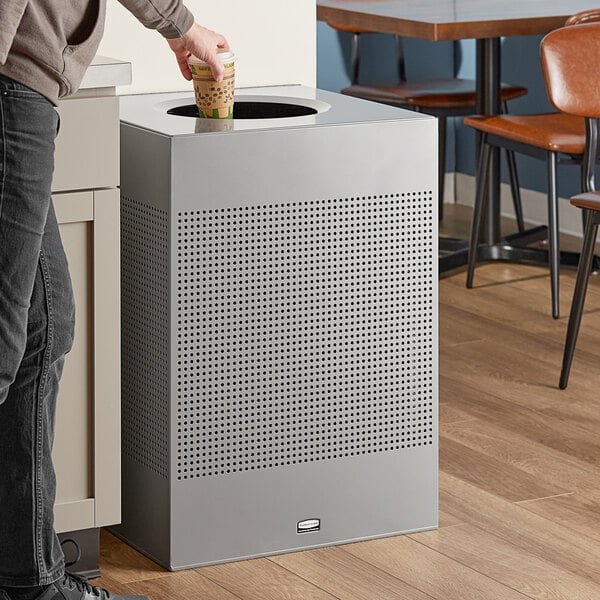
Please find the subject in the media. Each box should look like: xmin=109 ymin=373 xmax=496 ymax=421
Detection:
xmin=95 ymin=204 xmax=600 ymax=599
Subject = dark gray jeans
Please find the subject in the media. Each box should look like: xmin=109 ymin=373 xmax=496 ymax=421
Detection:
xmin=0 ymin=74 xmax=75 ymax=587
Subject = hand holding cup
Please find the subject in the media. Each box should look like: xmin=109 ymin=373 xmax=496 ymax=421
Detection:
xmin=189 ymin=50 xmax=236 ymax=119
xmin=167 ymin=22 xmax=229 ymax=82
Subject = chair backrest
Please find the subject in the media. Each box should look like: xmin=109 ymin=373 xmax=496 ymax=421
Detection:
xmin=540 ymin=23 xmax=600 ymax=118
xmin=326 ymin=22 xmax=407 ymax=85
xmin=541 ymin=22 xmax=600 ymax=192
xmin=565 ymin=9 xmax=600 ymax=26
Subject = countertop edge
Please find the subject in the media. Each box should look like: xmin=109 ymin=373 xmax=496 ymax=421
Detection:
xmin=80 ymin=56 xmax=132 ymax=90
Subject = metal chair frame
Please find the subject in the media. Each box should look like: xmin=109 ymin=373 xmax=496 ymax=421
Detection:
xmin=466 ymin=10 xmax=600 ymax=321
xmin=466 ymin=131 xmax=586 ymax=319
xmin=560 ymin=116 xmax=600 ymax=388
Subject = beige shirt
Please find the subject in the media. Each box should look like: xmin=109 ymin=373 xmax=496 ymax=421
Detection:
xmin=0 ymin=0 xmax=194 ymax=104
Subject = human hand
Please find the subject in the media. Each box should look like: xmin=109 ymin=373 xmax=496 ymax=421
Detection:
xmin=167 ymin=23 xmax=229 ymax=81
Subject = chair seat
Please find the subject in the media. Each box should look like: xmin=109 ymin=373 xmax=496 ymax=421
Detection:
xmin=341 ymin=78 xmax=527 ymax=109
xmin=570 ymin=190 xmax=600 ymax=211
xmin=464 ymin=113 xmax=585 ymax=154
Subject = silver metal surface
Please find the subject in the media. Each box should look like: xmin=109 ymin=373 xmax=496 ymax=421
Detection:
xmin=119 ymin=85 xmax=428 ymax=136
xmin=115 ymin=86 xmax=439 ymax=570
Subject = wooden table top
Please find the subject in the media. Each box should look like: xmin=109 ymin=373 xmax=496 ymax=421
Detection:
xmin=317 ymin=0 xmax=600 ymax=40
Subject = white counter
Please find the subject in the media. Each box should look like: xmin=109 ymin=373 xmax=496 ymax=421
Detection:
xmin=79 ymin=55 xmax=132 ymax=90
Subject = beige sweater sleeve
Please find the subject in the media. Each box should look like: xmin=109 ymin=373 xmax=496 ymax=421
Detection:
xmin=117 ymin=0 xmax=194 ymax=39
xmin=0 ymin=1 xmax=28 ymax=64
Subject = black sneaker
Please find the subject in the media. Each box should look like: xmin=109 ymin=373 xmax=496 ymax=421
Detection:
xmin=35 ymin=572 xmax=150 ymax=600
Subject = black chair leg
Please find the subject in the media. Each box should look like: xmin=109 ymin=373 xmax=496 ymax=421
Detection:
xmin=560 ymin=209 xmax=599 ymax=389
xmin=547 ymin=152 xmax=560 ymax=319
xmin=350 ymin=33 xmax=360 ymax=85
xmin=467 ymin=136 xmax=491 ymax=289
xmin=501 ymin=101 xmax=525 ymax=233
xmin=505 ymin=149 xmax=525 ymax=233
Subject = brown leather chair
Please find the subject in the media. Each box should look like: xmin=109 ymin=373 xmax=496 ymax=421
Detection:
xmin=327 ymin=22 xmax=528 ymax=223
xmin=538 ymin=18 xmax=600 ymax=387
xmin=564 ymin=8 xmax=600 ymax=26
xmin=465 ymin=10 xmax=600 ymax=319
xmin=559 ymin=195 xmax=600 ymax=388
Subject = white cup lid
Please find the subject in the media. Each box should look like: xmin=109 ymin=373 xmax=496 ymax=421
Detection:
xmin=189 ymin=50 xmax=235 ymax=65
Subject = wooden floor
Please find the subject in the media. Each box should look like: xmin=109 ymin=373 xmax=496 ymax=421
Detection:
xmin=96 ymin=204 xmax=600 ymax=600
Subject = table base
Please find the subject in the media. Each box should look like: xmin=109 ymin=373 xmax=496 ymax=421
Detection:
xmin=439 ymin=225 xmax=600 ymax=275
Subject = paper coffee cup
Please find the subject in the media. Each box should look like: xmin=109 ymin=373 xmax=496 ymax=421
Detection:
xmin=194 ymin=118 xmax=234 ymax=133
xmin=189 ymin=50 xmax=235 ymax=119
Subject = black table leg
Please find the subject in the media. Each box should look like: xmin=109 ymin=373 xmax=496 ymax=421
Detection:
xmin=439 ymin=38 xmax=502 ymax=275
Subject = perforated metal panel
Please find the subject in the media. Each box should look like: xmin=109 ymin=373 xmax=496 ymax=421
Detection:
xmin=121 ymin=196 xmax=170 ymax=478
xmin=116 ymin=89 xmax=438 ymax=570
xmin=176 ymin=193 xmax=435 ymax=480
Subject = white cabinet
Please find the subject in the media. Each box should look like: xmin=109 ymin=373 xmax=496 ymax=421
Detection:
xmin=50 ymin=56 xmax=130 ymax=575
xmin=53 ymin=188 xmax=120 ymax=534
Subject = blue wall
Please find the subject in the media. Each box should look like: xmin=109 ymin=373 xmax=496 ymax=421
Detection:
xmin=317 ymin=24 xmax=582 ymax=198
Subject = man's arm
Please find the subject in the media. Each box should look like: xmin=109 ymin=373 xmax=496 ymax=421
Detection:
xmin=116 ymin=0 xmax=228 ymax=81
xmin=0 ymin=1 xmax=29 ymax=64
xmin=116 ymin=0 xmax=194 ymax=39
